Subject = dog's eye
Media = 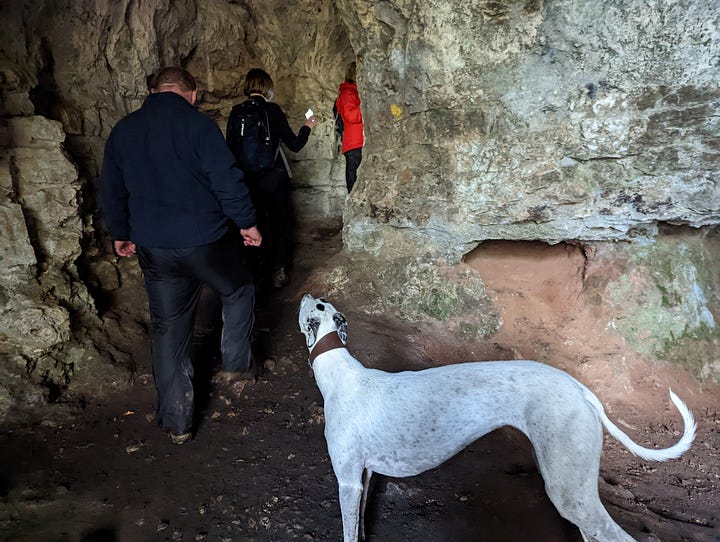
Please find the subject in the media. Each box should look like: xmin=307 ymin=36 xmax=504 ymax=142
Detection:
xmin=316 ymin=303 xmax=325 ymax=311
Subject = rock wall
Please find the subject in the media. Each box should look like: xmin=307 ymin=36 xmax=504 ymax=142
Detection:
xmin=0 ymin=115 xmax=131 ymax=422
xmin=0 ymin=0 xmax=718 ymax=421
xmin=586 ymin=228 xmax=720 ymax=381
xmin=329 ymin=0 xmax=720 ymax=380
xmin=1 ymin=0 xmax=353 ymax=217
xmin=0 ymin=0 xmax=353 ymax=421
xmin=338 ymin=0 xmax=720 ymax=256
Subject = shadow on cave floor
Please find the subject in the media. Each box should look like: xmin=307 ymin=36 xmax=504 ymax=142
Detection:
xmin=0 ymin=220 xmax=718 ymax=542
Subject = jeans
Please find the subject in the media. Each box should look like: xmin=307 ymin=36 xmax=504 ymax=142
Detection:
xmin=344 ymin=147 xmax=362 ymax=192
xmin=136 ymin=230 xmax=255 ymax=434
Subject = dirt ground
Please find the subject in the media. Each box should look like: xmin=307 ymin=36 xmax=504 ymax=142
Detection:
xmin=1 ymin=224 xmax=718 ymax=542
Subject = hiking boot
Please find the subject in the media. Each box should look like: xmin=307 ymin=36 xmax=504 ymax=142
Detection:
xmin=271 ymin=267 xmax=289 ymax=288
xmin=169 ymin=432 xmax=192 ymax=445
xmin=213 ymin=363 xmax=260 ymax=384
xmin=214 ymin=370 xmax=256 ymax=384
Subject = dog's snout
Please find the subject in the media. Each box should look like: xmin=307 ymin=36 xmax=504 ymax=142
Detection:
xmin=300 ymin=294 xmax=315 ymax=314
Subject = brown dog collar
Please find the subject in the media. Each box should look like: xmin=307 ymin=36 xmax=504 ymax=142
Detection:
xmin=309 ymin=332 xmax=346 ymax=364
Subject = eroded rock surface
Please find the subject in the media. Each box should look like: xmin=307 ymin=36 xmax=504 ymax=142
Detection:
xmin=339 ymin=1 xmax=720 ymax=256
xmin=0 ymin=0 xmax=718 ymax=420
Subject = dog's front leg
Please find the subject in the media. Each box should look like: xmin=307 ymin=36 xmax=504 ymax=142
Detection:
xmin=328 ymin=434 xmax=365 ymax=541
xmin=338 ymin=480 xmax=363 ymax=542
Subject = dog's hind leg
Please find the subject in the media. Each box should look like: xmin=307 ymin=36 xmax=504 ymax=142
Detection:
xmin=359 ymin=468 xmax=373 ymax=541
xmin=542 ymin=458 xmax=635 ymax=541
xmin=530 ymin=412 xmax=636 ymax=542
xmin=557 ymin=492 xmax=635 ymax=542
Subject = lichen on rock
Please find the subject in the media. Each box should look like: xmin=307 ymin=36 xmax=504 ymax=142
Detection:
xmin=598 ymin=233 xmax=720 ymax=380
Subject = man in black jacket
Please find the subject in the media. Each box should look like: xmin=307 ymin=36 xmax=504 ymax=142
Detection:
xmin=100 ymin=67 xmax=262 ymax=445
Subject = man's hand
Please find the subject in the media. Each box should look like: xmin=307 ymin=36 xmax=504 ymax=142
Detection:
xmin=240 ymin=226 xmax=262 ymax=247
xmin=114 ymin=240 xmax=136 ymax=257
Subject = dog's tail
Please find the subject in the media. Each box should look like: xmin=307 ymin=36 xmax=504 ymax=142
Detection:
xmin=584 ymin=388 xmax=696 ymax=461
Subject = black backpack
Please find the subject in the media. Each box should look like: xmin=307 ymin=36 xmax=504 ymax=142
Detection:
xmin=332 ymin=101 xmax=344 ymax=140
xmin=226 ymin=99 xmax=275 ymax=173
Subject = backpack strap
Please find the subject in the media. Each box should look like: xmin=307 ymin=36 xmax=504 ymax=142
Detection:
xmin=333 ymin=99 xmax=342 ymax=155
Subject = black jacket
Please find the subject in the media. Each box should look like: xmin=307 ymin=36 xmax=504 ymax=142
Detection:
xmin=101 ymin=92 xmax=256 ymax=248
xmin=228 ymin=95 xmax=311 ymax=166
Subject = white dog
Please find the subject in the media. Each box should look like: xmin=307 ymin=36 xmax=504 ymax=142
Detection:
xmin=298 ymin=294 xmax=696 ymax=542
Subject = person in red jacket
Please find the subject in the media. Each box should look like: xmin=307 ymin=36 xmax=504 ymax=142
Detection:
xmin=335 ymin=62 xmax=364 ymax=192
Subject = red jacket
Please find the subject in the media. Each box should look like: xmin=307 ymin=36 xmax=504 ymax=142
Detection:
xmin=336 ymin=82 xmax=364 ymax=153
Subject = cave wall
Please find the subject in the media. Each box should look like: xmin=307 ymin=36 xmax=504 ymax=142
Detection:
xmin=0 ymin=0 xmax=353 ymax=421
xmin=326 ymin=0 xmax=720 ymax=380
xmin=0 ymin=0 xmax=718 ymax=420
xmin=337 ymin=0 xmax=720 ymax=257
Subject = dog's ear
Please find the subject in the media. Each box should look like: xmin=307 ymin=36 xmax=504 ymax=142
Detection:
xmin=333 ymin=312 xmax=348 ymax=344
xmin=305 ymin=316 xmax=320 ymax=348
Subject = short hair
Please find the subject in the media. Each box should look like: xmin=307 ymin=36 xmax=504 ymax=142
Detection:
xmin=345 ymin=61 xmax=357 ymax=83
xmin=154 ymin=67 xmax=197 ymax=92
xmin=243 ymin=68 xmax=274 ymax=98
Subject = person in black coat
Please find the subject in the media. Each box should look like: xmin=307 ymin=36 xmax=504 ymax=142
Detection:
xmin=101 ymin=67 xmax=262 ymax=445
xmin=226 ymin=68 xmax=316 ymax=288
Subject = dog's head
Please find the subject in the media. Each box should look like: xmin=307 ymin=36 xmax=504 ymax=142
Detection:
xmin=298 ymin=294 xmax=348 ymax=351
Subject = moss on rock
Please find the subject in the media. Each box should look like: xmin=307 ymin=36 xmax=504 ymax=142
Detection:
xmin=603 ymin=233 xmax=719 ymax=380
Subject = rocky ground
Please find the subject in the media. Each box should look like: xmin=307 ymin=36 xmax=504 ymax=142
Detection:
xmin=0 ymin=223 xmax=718 ymax=542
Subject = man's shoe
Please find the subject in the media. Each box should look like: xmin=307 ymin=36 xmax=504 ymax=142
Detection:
xmin=271 ymin=267 xmax=289 ymax=288
xmin=169 ymin=432 xmax=192 ymax=445
xmin=213 ymin=367 xmax=258 ymax=384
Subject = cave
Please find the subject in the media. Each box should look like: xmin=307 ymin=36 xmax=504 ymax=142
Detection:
xmin=0 ymin=1 xmax=718 ymax=541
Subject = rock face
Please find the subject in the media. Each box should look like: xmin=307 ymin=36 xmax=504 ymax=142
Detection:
xmin=0 ymin=117 xmax=75 ymax=395
xmin=0 ymin=0 xmax=718 ymax=420
xmin=0 ymin=0 xmax=356 ymax=420
xmin=588 ymin=230 xmax=720 ymax=380
xmin=0 ymin=0 xmax=354 ymax=221
xmin=338 ymin=1 xmax=720 ymax=257
xmin=332 ymin=0 xmax=719 ymax=379
xmin=0 ymin=115 xmax=130 ymax=421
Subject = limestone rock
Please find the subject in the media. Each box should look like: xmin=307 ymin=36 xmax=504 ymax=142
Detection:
xmin=0 ymin=58 xmax=36 ymax=116
xmin=0 ymin=296 xmax=71 ymax=357
xmin=305 ymin=251 xmax=501 ymax=341
xmin=339 ymin=0 xmax=720 ymax=258
xmin=0 ymin=0 xmax=718 ymax=418
xmin=587 ymin=232 xmax=720 ymax=380
xmin=0 ymin=202 xmax=36 ymax=270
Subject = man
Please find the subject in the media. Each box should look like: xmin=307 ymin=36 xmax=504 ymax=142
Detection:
xmin=335 ymin=61 xmax=364 ymax=192
xmin=100 ymin=67 xmax=262 ymax=445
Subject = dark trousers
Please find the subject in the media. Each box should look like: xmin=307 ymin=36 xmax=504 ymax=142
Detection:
xmin=136 ymin=230 xmax=255 ymax=434
xmin=344 ymin=147 xmax=362 ymax=192
xmin=246 ymin=168 xmax=293 ymax=273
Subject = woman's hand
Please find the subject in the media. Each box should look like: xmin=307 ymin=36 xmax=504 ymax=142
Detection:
xmin=304 ymin=115 xmax=317 ymax=129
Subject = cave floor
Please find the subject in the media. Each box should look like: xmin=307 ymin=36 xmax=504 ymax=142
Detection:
xmin=1 ymin=222 xmax=718 ymax=542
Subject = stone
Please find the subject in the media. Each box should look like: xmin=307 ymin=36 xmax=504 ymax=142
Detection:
xmin=338 ymin=0 xmax=720 ymax=257
xmin=0 ymin=0 xmax=718 ymax=419
xmin=585 ymin=231 xmax=720 ymax=380
xmin=0 ymin=203 xmax=36 ymax=270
